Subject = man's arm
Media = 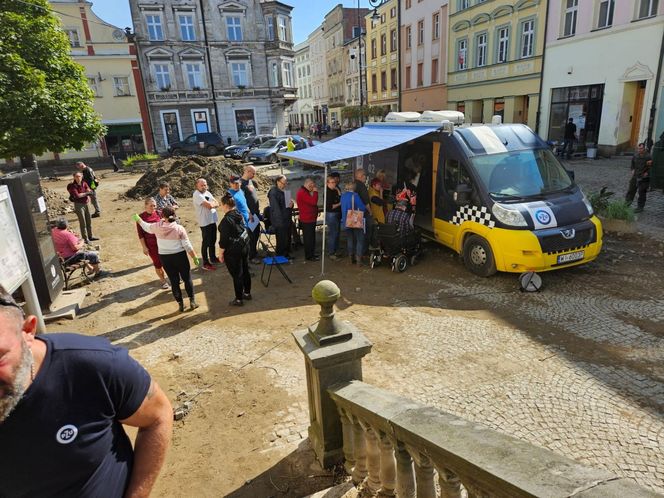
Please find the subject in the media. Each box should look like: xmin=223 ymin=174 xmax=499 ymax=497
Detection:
xmin=120 ymin=380 xmax=173 ymax=498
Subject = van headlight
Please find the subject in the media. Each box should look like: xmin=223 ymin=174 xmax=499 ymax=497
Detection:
xmin=492 ymin=203 xmax=527 ymax=227
xmin=581 ymin=191 xmax=594 ymax=216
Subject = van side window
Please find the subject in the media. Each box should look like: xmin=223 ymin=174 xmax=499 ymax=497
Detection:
xmin=445 ymin=159 xmax=472 ymax=194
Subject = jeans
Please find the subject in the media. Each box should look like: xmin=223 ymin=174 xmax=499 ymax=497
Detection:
xmin=160 ymin=251 xmax=194 ymax=304
xmin=224 ymin=250 xmax=251 ymax=300
xmin=325 ymin=212 xmax=340 ymax=255
xmin=345 ymin=227 xmax=364 ymax=260
xmin=200 ymin=224 xmax=217 ymax=264
xmin=74 ymin=202 xmax=93 ymax=241
xmin=625 ymin=176 xmax=649 ymax=209
xmin=301 ymin=221 xmax=316 ymax=259
xmin=89 ymin=189 xmax=101 ymax=214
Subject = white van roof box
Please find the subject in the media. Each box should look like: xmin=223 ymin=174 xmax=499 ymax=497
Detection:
xmin=385 ymin=111 xmax=421 ymax=122
xmin=420 ymin=110 xmax=465 ymax=125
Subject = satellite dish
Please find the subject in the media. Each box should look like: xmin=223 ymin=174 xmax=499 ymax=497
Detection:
xmin=519 ymin=272 xmax=542 ymax=292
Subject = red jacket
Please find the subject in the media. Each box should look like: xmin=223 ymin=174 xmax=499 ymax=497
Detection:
xmin=296 ymin=187 xmax=319 ymax=223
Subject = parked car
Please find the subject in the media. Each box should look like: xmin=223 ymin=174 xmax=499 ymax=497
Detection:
xmin=247 ymin=138 xmax=288 ymax=164
xmin=168 ymin=132 xmax=225 ymax=156
xmin=224 ymin=134 xmax=274 ymax=160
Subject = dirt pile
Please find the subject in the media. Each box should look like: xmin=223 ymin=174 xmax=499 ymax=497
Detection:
xmin=125 ymin=155 xmax=270 ymax=199
xmin=42 ymin=187 xmax=73 ymax=218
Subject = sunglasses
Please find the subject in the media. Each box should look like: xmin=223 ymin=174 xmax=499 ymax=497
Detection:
xmin=0 ymin=296 xmax=24 ymax=315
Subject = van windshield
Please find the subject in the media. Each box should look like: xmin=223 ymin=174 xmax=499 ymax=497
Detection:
xmin=471 ymin=148 xmax=573 ymax=199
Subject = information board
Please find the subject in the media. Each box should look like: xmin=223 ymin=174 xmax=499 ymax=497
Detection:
xmin=0 ymin=186 xmax=30 ymax=293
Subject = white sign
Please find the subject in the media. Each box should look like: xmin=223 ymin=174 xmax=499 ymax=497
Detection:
xmin=37 ymin=196 xmax=46 ymax=213
xmin=0 ymin=187 xmax=31 ymax=293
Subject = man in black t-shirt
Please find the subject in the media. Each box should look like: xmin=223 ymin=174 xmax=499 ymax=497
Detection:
xmin=562 ymin=118 xmax=577 ymax=159
xmin=76 ymin=161 xmax=101 ymax=217
xmin=241 ymin=165 xmax=261 ymax=263
xmin=0 ymin=286 xmax=173 ymax=497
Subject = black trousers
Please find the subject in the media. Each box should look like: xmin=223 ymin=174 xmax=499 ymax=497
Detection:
xmin=200 ymin=224 xmax=217 ymax=264
xmin=160 ymin=251 xmax=194 ymax=303
xmin=301 ymin=221 xmax=316 ymax=259
xmin=225 ymin=250 xmax=251 ymax=300
xmin=274 ymin=224 xmax=291 ymax=257
xmin=249 ymin=223 xmax=260 ymax=259
xmin=625 ymin=177 xmax=649 ymax=209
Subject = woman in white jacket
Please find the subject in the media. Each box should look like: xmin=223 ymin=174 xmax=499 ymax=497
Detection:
xmin=133 ymin=206 xmax=200 ymax=312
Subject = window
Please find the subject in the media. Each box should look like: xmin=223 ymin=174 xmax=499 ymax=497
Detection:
xmin=497 ymin=26 xmax=509 ymax=63
xmin=371 ymin=73 xmax=377 ymax=92
xmin=457 ymin=38 xmax=467 ymax=70
xmin=381 ymin=33 xmax=387 ymax=55
xmin=113 ymin=76 xmax=130 ymax=96
xmin=87 ymin=77 xmax=100 ymax=97
xmin=406 ymin=26 xmax=412 ymax=49
xmin=266 ymin=17 xmax=275 ymax=40
xmin=563 ymin=0 xmax=578 ymax=36
xmin=431 ymin=58 xmax=438 ymax=84
xmin=458 ymin=0 xmax=470 ymax=9
xmin=231 ymin=62 xmax=248 ymax=86
xmin=597 ymin=0 xmax=615 ymax=27
xmin=405 ymin=66 xmax=411 ymax=89
xmin=391 ymin=67 xmax=398 ymax=89
xmin=371 ymin=38 xmax=377 ymax=59
xmin=271 ymin=62 xmax=279 ymax=85
xmin=391 ymin=7 xmax=397 ymax=17
xmin=381 ymin=71 xmax=387 ymax=91
xmin=406 ymin=0 xmax=412 ymax=8
xmin=283 ymin=62 xmax=293 ymax=87
xmin=278 ymin=16 xmax=288 ymax=41
xmin=391 ymin=29 xmax=397 ymax=51
xmin=638 ymin=0 xmax=658 ymax=18
xmin=154 ymin=64 xmax=170 ymax=89
xmin=476 ymin=33 xmax=487 ymax=67
xmin=65 ymin=29 xmax=81 ymax=47
xmin=418 ymin=20 xmax=424 ymax=45
xmin=352 ymin=26 xmax=361 ymax=38
xmin=521 ymin=19 xmax=534 ymax=58
xmin=179 ymin=14 xmax=195 ymax=41
xmin=226 ymin=16 xmax=242 ymax=41
xmin=146 ymin=14 xmax=163 ymax=41
xmin=185 ymin=63 xmax=203 ymax=89
xmin=433 ymin=13 xmax=440 ymax=40
xmin=417 ymin=63 xmax=423 ymax=86
xmin=381 ymin=13 xmax=386 ymax=24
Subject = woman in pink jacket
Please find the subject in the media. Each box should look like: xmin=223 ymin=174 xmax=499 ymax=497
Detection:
xmin=133 ymin=206 xmax=200 ymax=312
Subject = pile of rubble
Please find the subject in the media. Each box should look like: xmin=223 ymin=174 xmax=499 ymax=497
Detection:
xmin=42 ymin=186 xmax=73 ymax=218
xmin=125 ymin=155 xmax=270 ymax=199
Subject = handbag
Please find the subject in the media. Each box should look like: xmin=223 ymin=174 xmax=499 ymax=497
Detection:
xmin=345 ymin=194 xmax=364 ymax=229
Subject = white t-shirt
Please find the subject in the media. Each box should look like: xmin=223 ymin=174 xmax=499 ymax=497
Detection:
xmin=192 ymin=189 xmax=218 ymax=227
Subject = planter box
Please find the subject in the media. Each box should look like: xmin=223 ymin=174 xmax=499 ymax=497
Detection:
xmin=598 ymin=216 xmax=636 ymax=234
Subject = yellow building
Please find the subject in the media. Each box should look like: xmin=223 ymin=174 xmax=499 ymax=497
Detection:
xmin=46 ymin=0 xmax=152 ymax=161
xmin=446 ymin=0 xmax=547 ymax=128
xmin=366 ymin=0 xmax=400 ymax=114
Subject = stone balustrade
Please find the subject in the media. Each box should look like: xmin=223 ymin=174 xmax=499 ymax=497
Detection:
xmin=329 ymin=381 xmax=659 ymax=498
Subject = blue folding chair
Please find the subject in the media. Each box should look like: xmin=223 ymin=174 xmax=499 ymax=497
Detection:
xmin=259 ymin=227 xmax=293 ymax=287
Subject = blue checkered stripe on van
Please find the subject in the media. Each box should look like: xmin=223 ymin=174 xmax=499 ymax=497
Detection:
xmin=451 ymin=205 xmax=496 ymax=228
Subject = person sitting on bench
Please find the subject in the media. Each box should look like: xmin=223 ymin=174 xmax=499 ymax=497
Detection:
xmin=51 ymin=219 xmax=106 ymax=277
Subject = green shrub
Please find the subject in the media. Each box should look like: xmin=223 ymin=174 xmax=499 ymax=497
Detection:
xmin=588 ymin=186 xmax=614 ymax=214
xmin=122 ymin=153 xmax=160 ymax=169
xmin=604 ymin=200 xmax=635 ymax=222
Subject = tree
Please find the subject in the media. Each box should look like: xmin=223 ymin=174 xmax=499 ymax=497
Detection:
xmin=0 ymin=0 xmax=105 ymax=167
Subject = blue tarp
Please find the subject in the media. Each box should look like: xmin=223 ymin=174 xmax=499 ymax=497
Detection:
xmin=276 ymin=123 xmax=441 ymax=167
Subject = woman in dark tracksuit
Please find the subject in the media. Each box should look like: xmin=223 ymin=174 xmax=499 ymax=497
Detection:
xmin=218 ymin=194 xmax=252 ymax=306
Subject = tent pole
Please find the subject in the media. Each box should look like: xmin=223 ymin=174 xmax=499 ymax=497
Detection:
xmin=321 ymin=163 xmax=327 ymax=275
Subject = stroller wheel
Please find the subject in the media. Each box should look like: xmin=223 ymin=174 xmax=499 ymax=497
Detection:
xmin=369 ymin=252 xmax=379 ymax=269
xmin=393 ymin=254 xmax=408 ymax=273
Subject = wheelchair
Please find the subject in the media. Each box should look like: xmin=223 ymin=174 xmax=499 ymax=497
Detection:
xmin=369 ymin=223 xmax=423 ymax=272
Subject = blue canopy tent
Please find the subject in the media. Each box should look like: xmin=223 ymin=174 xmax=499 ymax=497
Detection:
xmin=276 ymin=123 xmax=442 ymax=273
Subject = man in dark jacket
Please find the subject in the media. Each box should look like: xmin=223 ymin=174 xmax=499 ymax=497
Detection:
xmin=76 ymin=162 xmax=101 ymax=217
xmin=625 ymin=142 xmax=653 ymax=213
xmin=240 ymin=165 xmax=261 ymax=263
xmin=267 ymin=175 xmax=293 ymax=257
xmin=562 ymin=118 xmax=577 ymax=160
xmin=218 ymin=194 xmax=251 ymax=306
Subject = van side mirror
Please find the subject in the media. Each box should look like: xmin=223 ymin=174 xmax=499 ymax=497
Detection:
xmin=454 ymin=184 xmax=473 ymax=205
xmin=565 ymin=169 xmax=575 ymax=181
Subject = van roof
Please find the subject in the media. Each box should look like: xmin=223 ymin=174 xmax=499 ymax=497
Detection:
xmin=454 ymin=123 xmax=547 ymax=157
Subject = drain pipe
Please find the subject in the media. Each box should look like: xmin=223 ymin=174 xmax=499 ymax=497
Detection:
xmin=646 ymin=24 xmax=664 ymax=149
xmin=199 ymin=0 xmax=222 ymax=136
xmin=535 ymin=0 xmax=550 ymax=135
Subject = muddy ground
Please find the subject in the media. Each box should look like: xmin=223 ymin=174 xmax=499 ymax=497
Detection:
xmin=43 ymin=171 xmax=664 ymax=497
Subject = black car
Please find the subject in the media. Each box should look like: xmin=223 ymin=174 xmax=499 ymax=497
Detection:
xmin=168 ymin=132 xmax=225 ymax=156
xmin=224 ymin=134 xmax=274 ymax=160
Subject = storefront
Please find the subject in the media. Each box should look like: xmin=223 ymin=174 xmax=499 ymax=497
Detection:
xmin=547 ymin=84 xmax=604 ymax=147
xmin=104 ymin=124 xmax=145 ymax=159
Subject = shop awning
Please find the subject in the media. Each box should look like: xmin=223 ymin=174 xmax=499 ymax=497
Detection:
xmin=277 ymin=123 xmax=442 ymax=167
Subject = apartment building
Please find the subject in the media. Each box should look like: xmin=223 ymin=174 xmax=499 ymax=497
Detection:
xmin=129 ymin=0 xmax=296 ymax=152
xmin=309 ymin=25 xmax=329 ymax=125
xmin=290 ymin=41 xmax=314 ymax=128
xmin=401 ymin=0 xmax=449 ymax=112
xmin=540 ymin=0 xmax=664 ymax=155
xmin=446 ymin=0 xmax=547 ymax=128
xmin=366 ymin=0 xmax=399 ymax=114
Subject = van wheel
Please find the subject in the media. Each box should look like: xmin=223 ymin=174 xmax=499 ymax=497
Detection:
xmin=462 ymin=235 xmax=496 ymax=277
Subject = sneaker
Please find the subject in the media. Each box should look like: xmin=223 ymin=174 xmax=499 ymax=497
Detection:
xmin=250 ymin=258 xmax=262 ymax=265
xmin=161 ymin=281 xmax=171 ymax=290
xmin=89 ymin=236 xmax=100 ymax=241
xmin=242 ymin=293 xmax=252 ymax=301
xmin=91 ymin=212 xmax=100 ymax=218
xmin=229 ymin=299 xmax=243 ymax=306
xmin=189 ymin=300 xmax=199 ymax=311
xmin=202 ymin=263 xmax=216 ymax=271
xmin=178 ymin=301 xmax=185 ymax=312
xmin=634 ymin=207 xmax=644 ymax=213
xmin=210 ymin=257 xmax=221 ymax=264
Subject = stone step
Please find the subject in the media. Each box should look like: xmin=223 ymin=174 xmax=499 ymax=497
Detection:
xmin=303 ymin=481 xmax=357 ymax=498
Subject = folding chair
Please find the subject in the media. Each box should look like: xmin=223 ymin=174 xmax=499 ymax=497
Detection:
xmin=258 ymin=227 xmax=293 ymax=287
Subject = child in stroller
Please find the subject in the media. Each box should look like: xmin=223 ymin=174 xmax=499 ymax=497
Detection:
xmin=369 ymin=200 xmax=423 ymax=272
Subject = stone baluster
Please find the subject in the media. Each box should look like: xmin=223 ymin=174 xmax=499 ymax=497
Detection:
xmin=436 ymin=465 xmax=462 ymax=498
xmin=351 ymin=415 xmax=368 ymax=485
xmin=338 ymin=408 xmax=355 ymax=475
xmin=462 ymin=479 xmax=490 ymax=498
xmin=363 ymin=424 xmax=382 ymax=494
xmin=411 ymin=450 xmax=436 ymax=498
xmin=395 ymin=442 xmax=416 ymax=498
xmin=377 ymin=433 xmax=396 ymax=498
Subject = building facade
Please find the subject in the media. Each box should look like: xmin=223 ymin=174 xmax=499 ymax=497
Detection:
xmin=367 ymin=0 xmax=400 ymax=114
xmin=129 ymin=0 xmax=296 ymax=152
xmin=309 ymin=25 xmax=328 ymax=126
xmin=45 ymin=0 xmax=152 ymax=161
xmin=289 ymin=41 xmax=314 ymax=129
xmin=540 ymin=0 xmax=664 ymax=155
xmin=343 ymin=34 xmax=365 ymax=124
xmin=446 ymin=0 xmax=547 ymax=128
xmin=401 ymin=0 xmax=449 ymax=112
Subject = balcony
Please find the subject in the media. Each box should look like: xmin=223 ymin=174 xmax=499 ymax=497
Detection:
xmin=449 ymin=56 xmax=542 ymax=87
xmin=147 ymin=90 xmax=210 ymax=102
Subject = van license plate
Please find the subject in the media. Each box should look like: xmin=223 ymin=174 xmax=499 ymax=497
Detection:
xmin=557 ymin=251 xmax=584 ymax=264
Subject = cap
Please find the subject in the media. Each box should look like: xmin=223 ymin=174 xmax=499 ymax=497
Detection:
xmin=229 ymin=175 xmax=241 ymax=183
